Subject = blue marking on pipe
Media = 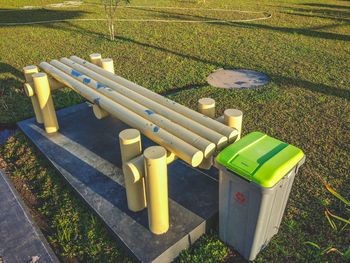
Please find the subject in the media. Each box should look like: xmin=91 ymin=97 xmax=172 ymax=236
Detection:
xmin=107 ymin=88 xmax=113 ymax=92
xmin=83 ymin=78 xmax=91 ymax=84
xmin=83 ymin=61 xmax=87 ymax=64
xmin=97 ymin=83 xmax=105 ymax=89
xmin=153 ymin=126 xmax=159 ymax=132
xmin=71 ymin=70 xmax=82 ymax=77
xmin=94 ymin=97 xmax=101 ymax=106
xmin=145 ymin=110 xmax=155 ymax=115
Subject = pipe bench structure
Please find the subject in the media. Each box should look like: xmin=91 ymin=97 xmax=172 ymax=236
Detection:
xmin=23 ymin=53 xmax=243 ymax=234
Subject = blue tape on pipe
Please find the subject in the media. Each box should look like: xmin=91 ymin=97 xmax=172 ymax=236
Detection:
xmin=83 ymin=78 xmax=91 ymax=84
xmin=97 ymin=83 xmax=105 ymax=89
xmin=71 ymin=70 xmax=82 ymax=77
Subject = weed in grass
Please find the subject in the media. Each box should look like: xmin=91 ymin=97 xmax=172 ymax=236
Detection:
xmin=304 ymin=176 xmax=350 ymax=260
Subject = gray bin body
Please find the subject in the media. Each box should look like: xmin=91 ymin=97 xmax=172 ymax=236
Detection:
xmin=216 ymin=157 xmax=304 ymax=261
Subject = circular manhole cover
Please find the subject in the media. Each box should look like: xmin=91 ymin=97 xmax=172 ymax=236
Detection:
xmin=207 ymin=69 xmax=269 ymax=89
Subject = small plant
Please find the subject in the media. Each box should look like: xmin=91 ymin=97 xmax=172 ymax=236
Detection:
xmin=104 ymin=0 xmax=131 ymax=41
xmin=305 ymin=176 xmax=350 ymax=260
xmin=304 ymin=241 xmax=349 ymax=258
xmin=318 ymin=175 xmax=350 ymax=232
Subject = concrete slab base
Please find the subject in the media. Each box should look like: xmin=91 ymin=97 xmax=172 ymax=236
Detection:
xmin=0 ymin=169 xmax=59 ymax=263
xmin=18 ymin=103 xmax=219 ymax=263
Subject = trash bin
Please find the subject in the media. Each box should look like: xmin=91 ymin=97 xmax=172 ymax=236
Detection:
xmin=215 ymin=132 xmax=305 ymax=261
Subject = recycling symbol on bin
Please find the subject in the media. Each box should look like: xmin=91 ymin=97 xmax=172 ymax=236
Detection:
xmin=234 ymin=192 xmax=246 ymax=205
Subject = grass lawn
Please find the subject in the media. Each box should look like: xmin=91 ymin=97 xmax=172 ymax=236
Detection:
xmin=0 ymin=0 xmax=349 ymax=262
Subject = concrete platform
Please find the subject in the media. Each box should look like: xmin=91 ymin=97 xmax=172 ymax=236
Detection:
xmin=0 ymin=168 xmax=59 ymax=263
xmin=18 ymin=103 xmax=219 ymax=263
xmin=207 ymin=69 xmax=269 ymax=89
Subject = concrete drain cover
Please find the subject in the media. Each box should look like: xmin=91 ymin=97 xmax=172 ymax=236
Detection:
xmin=207 ymin=69 xmax=269 ymax=89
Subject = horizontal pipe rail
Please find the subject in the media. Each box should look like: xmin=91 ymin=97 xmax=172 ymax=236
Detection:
xmin=70 ymin=55 xmax=238 ymax=142
xmin=39 ymin=62 xmax=203 ymax=167
xmin=63 ymin=57 xmax=228 ymax=149
xmin=51 ymin=59 xmax=215 ymax=158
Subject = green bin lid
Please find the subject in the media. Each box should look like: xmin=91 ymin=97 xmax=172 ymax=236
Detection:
xmin=216 ymin=132 xmax=304 ymax=188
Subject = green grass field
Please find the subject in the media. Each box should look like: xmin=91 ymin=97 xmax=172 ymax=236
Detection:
xmin=0 ymin=0 xmax=349 ymax=262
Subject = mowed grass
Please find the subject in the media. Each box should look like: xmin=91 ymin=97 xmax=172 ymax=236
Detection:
xmin=0 ymin=0 xmax=349 ymax=262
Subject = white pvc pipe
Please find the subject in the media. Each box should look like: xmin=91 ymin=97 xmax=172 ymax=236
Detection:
xmin=69 ymin=56 xmax=238 ymax=142
xmin=39 ymin=62 xmax=203 ymax=167
xmin=61 ymin=57 xmax=227 ymax=150
xmin=51 ymin=59 xmax=216 ymax=158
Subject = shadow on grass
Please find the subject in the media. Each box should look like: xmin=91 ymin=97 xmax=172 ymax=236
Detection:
xmin=128 ymin=6 xmax=223 ymax=22
xmin=270 ymin=74 xmax=350 ymax=101
xmin=0 ymin=61 xmax=23 ymax=79
xmin=0 ymin=62 xmax=28 ymax=126
xmin=282 ymin=11 xmax=350 ymax=23
xmin=0 ymin=8 xmax=89 ymax=26
xmin=223 ymin=21 xmax=350 ymax=42
xmin=280 ymin=6 xmax=350 ymax=18
xmin=1 ymin=7 xmax=348 ymax=102
xmin=48 ymin=20 xmax=350 ymax=101
xmin=300 ymin=3 xmax=350 ymax=10
xmin=123 ymin=34 xmax=350 ymax=100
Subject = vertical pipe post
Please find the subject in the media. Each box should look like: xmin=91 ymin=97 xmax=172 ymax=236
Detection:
xmin=92 ymin=104 xmax=109 ymax=119
xmin=101 ymin=58 xmax=115 ymax=74
xmin=119 ymin=129 xmax=147 ymax=212
xmin=144 ymin=146 xmax=169 ymax=234
xmin=198 ymin=98 xmax=215 ymax=169
xmin=224 ymin=109 xmax=243 ymax=141
xmin=23 ymin=66 xmax=44 ymax=124
xmin=89 ymin=53 xmax=102 ymax=67
xmin=198 ymin=98 xmax=216 ymax=119
xmin=32 ymin=73 xmax=59 ymax=133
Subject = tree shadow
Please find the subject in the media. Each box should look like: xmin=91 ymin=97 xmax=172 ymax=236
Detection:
xmin=53 ymin=20 xmax=349 ymax=101
xmin=280 ymin=6 xmax=350 ymax=18
xmin=173 ymin=0 xmax=199 ymax=3
xmin=220 ymin=20 xmax=350 ymax=42
xmin=1 ymin=7 xmax=347 ymax=102
xmin=281 ymin=11 xmax=350 ymax=26
xmin=0 ymin=61 xmax=23 ymax=80
xmin=0 ymin=62 xmax=28 ymax=126
xmin=0 ymin=8 xmax=89 ymax=27
xmin=299 ymin=3 xmax=350 ymax=10
xmin=270 ymin=74 xmax=350 ymax=101
xmin=127 ymin=6 xmax=223 ymax=22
